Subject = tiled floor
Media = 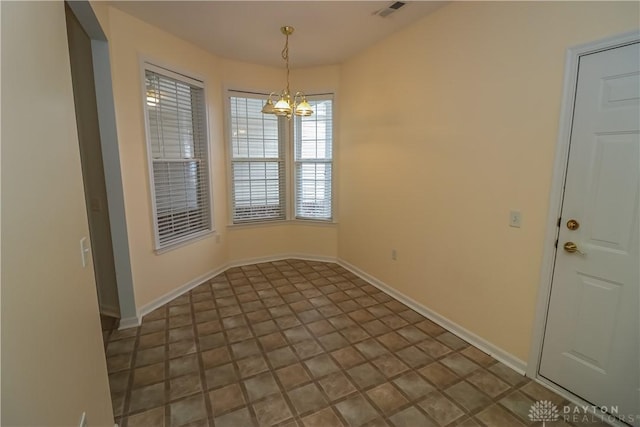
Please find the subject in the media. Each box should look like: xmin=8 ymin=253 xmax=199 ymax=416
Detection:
xmin=105 ymin=259 xmax=596 ymax=427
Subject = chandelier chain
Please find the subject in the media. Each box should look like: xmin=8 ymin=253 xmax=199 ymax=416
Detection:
xmin=281 ymin=32 xmax=290 ymax=95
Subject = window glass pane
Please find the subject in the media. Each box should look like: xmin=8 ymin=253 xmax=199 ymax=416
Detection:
xmin=230 ymin=97 xmax=279 ymax=159
xmin=294 ymin=97 xmax=333 ymax=220
xmin=229 ymin=94 xmax=285 ymax=223
xmin=145 ymin=67 xmax=211 ymax=247
xmin=296 ymin=163 xmax=332 ymax=219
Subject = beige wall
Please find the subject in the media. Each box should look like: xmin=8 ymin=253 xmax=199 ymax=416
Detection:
xmin=338 ymin=1 xmax=639 ymax=361
xmin=102 ymin=7 xmax=338 ymax=309
xmin=228 ymin=223 xmax=338 ymax=261
xmin=104 ymin=7 xmax=228 ymax=308
xmin=1 ymin=2 xmax=114 ymax=425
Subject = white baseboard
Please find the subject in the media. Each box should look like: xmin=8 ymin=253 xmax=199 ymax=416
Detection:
xmin=117 ymin=252 xmax=527 ymax=377
xmin=119 ymin=253 xmax=339 ymax=329
xmin=337 ymin=258 xmax=528 ymax=375
xmin=228 ymin=253 xmax=338 ymax=269
xmin=136 ymin=263 xmax=230 ymax=322
xmin=119 ymin=265 xmax=229 ymax=330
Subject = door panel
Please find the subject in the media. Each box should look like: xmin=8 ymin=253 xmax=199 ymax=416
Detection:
xmin=540 ymin=42 xmax=639 ymax=425
xmin=587 ymin=134 xmax=639 ymax=252
xmin=570 ymin=274 xmax=621 ymax=370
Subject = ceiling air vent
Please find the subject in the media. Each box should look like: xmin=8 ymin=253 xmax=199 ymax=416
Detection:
xmin=375 ymin=1 xmax=406 ymax=18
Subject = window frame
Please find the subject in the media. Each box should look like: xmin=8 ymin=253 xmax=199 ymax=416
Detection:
xmin=141 ymin=61 xmax=214 ymax=251
xmin=225 ymin=89 xmax=336 ymax=227
xmin=226 ymin=90 xmax=288 ymax=225
xmin=293 ymin=94 xmax=334 ymax=222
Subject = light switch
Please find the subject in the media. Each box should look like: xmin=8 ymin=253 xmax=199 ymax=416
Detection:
xmin=80 ymin=237 xmax=90 ymax=268
xmin=509 ymin=210 xmax=522 ymax=228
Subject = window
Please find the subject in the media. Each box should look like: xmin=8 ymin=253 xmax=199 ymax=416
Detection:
xmin=143 ymin=64 xmax=211 ymax=249
xmin=229 ymin=93 xmax=285 ymax=223
xmin=227 ymin=91 xmax=334 ymax=224
xmin=294 ymin=96 xmax=333 ymax=220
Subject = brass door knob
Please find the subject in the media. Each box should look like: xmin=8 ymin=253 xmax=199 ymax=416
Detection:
xmin=563 ymin=242 xmax=585 ymax=254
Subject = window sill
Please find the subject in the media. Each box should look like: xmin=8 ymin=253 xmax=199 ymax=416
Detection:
xmin=227 ymin=219 xmax=337 ymax=230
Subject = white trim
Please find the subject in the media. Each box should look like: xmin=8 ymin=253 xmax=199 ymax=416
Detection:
xmin=139 ymin=57 xmax=214 ymax=251
xmin=137 ymin=264 xmax=229 ymax=321
xmin=139 ymin=54 xmax=208 ymax=88
xmin=293 ymin=94 xmax=335 ymax=221
xmin=228 ymin=253 xmax=338 ymax=269
xmin=119 ymin=252 xmax=527 ymax=377
xmin=118 ymin=250 xmax=530 ymax=375
xmin=226 ymin=219 xmax=338 ymax=230
xmin=224 ymin=89 xmax=338 ymax=226
xmin=119 ymin=253 xmax=339 ymax=329
xmin=528 ymin=30 xmax=640 ymax=379
xmin=144 ymin=62 xmax=203 ymax=87
xmin=289 ymin=219 xmax=338 ymax=227
xmin=118 ymin=315 xmax=141 ymax=330
xmin=223 ymin=87 xmax=235 ymax=225
xmin=225 ymin=89 xmax=289 ymax=224
xmin=338 ymin=259 xmax=528 ymax=374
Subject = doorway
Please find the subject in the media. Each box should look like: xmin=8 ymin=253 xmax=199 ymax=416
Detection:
xmin=531 ymin=32 xmax=639 ymax=427
xmin=63 ymin=1 xmax=139 ymax=331
xmin=65 ymin=4 xmax=121 ymax=326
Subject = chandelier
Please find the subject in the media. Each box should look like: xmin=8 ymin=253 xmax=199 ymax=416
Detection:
xmin=262 ymin=26 xmax=313 ymax=118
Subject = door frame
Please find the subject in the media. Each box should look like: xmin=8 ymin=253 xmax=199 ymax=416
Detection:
xmin=528 ymin=29 xmax=640 ymax=388
xmin=65 ymin=0 xmax=139 ymax=326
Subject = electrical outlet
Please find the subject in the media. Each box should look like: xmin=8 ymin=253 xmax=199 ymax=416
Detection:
xmin=391 ymin=249 xmax=397 ymax=260
xmin=79 ymin=412 xmax=87 ymax=427
xmin=509 ymin=210 xmax=522 ymax=228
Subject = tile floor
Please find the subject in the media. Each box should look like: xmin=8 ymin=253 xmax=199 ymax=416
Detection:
xmin=105 ymin=259 xmax=601 ymax=427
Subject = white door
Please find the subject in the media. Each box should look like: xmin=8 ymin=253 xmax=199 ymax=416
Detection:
xmin=540 ymin=41 xmax=639 ymax=425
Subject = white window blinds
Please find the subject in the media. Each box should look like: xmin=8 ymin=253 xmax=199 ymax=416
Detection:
xmin=229 ymin=93 xmax=285 ymax=223
xmin=294 ymin=96 xmax=333 ymax=220
xmin=144 ymin=65 xmax=211 ymax=249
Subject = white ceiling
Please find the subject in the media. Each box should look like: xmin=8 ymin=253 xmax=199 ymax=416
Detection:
xmin=108 ymin=1 xmax=446 ymax=68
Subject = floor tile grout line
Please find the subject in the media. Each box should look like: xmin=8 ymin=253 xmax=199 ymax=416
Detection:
xmin=254 ymin=261 xmax=322 ymax=425
xmin=207 ymin=272 xmax=246 ymax=423
xmin=189 ymin=281 xmax=214 ymax=426
xmin=265 ymin=260 xmax=346 ymax=424
xmin=222 ymin=268 xmax=261 ymax=426
xmin=106 ymin=259 xmax=569 ymax=427
xmin=163 ymin=304 xmax=171 ymax=427
xmin=297 ymin=265 xmax=407 ymax=424
xmin=118 ymin=313 xmax=144 ymax=427
xmin=255 ymin=304 xmax=307 ymax=424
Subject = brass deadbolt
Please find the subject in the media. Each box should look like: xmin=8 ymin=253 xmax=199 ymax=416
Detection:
xmin=567 ymin=219 xmax=580 ymax=230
